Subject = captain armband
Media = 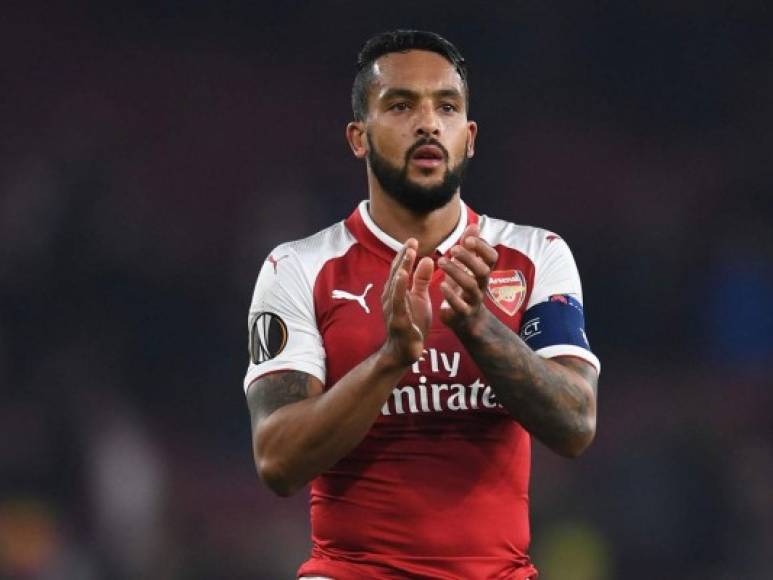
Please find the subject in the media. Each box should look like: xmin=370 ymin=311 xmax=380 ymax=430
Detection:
xmin=519 ymin=295 xmax=591 ymax=351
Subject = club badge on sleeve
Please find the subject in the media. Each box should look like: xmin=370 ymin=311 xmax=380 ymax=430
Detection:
xmin=249 ymin=312 xmax=288 ymax=364
xmin=487 ymin=270 xmax=527 ymax=316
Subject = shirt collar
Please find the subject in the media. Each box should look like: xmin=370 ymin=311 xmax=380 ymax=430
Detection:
xmin=345 ymin=199 xmax=479 ymax=261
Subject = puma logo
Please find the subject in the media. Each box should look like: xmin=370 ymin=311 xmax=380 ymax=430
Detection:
xmin=267 ymin=254 xmax=289 ymax=273
xmin=331 ymin=283 xmax=374 ymax=314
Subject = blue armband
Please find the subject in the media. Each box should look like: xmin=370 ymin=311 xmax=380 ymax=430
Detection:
xmin=519 ymin=295 xmax=591 ymax=351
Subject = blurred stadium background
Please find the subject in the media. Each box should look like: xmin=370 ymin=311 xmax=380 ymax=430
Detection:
xmin=1 ymin=2 xmax=772 ymax=579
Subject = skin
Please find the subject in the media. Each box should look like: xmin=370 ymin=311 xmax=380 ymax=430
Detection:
xmin=247 ymin=49 xmax=598 ymax=497
xmin=437 ymin=223 xmax=598 ymax=457
xmin=346 ymin=50 xmax=477 ymax=257
xmin=248 ymin=242 xmax=433 ymax=496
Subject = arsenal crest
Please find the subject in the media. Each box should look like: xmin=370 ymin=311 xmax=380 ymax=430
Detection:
xmin=487 ymin=270 xmax=527 ymax=316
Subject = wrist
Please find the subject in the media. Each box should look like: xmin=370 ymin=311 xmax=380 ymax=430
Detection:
xmin=375 ymin=340 xmax=414 ymax=373
xmin=452 ymin=306 xmax=493 ymax=341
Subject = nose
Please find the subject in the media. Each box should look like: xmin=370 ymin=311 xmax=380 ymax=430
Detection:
xmin=415 ymin=102 xmax=440 ymax=138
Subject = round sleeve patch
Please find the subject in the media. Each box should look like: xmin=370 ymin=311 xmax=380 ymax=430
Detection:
xmin=249 ymin=312 xmax=288 ymax=364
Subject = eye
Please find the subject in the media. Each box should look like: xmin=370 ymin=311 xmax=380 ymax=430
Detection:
xmin=390 ymin=102 xmax=410 ymax=112
xmin=440 ymin=103 xmax=458 ymax=113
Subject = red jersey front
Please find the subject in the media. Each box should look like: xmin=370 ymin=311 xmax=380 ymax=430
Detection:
xmin=244 ymin=201 xmax=600 ymax=580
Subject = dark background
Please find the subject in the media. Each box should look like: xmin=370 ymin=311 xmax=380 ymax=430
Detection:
xmin=1 ymin=2 xmax=772 ymax=579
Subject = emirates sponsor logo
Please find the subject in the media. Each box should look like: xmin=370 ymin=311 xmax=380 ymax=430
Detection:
xmin=380 ymin=348 xmax=502 ymax=416
xmin=381 ymin=378 xmax=501 ymax=416
xmin=487 ymin=269 xmax=527 ymax=316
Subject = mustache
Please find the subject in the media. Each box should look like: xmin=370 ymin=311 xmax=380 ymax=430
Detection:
xmin=404 ymin=138 xmax=449 ymax=162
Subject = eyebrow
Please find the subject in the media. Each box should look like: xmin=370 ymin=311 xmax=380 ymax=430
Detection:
xmin=379 ymin=87 xmax=464 ymax=101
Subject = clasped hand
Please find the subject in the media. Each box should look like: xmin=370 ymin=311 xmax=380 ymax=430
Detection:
xmin=381 ymin=224 xmax=498 ymax=366
xmin=437 ymin=223 xmax=498 ymax=330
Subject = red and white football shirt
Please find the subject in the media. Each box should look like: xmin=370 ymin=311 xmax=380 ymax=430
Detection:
xmin=245 ymin=200 xmax=600 ymax=580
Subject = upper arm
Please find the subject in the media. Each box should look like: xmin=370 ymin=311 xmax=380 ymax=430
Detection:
xmin=246 ymin=371 xmax=325 ymax=434
xmin=243 ymin=246 xmax=327 ymax=393
xmin=521 ymin=233 xmax=601 ymax=375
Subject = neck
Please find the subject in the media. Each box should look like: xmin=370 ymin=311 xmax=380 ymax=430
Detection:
xmin=367 ymin=183 xmax=462 ymax=257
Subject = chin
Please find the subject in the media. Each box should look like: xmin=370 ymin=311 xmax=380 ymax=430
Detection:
xmin=408 ymin=171 xmax=445 ymax=186
xmin=411 ymin=176 xmax=444 ymax=186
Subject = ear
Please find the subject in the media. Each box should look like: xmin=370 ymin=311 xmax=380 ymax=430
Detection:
xmin=466 ymin=121 xmax=478 ymax=158
xmin=346 ymin=121 xmax=368 ymax=159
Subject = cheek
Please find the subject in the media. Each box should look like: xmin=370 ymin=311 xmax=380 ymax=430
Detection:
xmin=448 ymin=132 xmax=470 ymax=161
xmin=371 ymin=128 xmax=410 ymax=160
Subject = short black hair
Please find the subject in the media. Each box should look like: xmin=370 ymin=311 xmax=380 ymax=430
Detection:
xmin=352 ymin=30 xmax=469 ymax=121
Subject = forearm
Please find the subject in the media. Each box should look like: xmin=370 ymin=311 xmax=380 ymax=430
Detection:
xmin=454 ymin=309 xmax=597 ymax=457
xmin=255 ymin=347 xmax=407 ymax=495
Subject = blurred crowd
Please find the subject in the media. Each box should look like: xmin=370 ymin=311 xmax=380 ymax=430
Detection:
xmin=1 ymin=3 xmax=772 ymax=579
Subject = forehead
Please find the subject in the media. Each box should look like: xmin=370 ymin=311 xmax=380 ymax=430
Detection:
xmin=370 ymin=50 xmax=464 ymax=97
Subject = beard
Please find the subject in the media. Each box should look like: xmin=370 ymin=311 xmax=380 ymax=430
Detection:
xmin=367 ymin=134 xmax=469 ymax=215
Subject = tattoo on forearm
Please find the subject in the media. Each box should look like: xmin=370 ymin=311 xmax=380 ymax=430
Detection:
xmin=456 ymin=315 xmax=597 ymax=452
xmin=248 ymin=371 xmax=312 ymax=425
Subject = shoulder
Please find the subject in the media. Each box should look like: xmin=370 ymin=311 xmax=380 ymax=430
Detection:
xmin=249 ymin=220 xmax=357 ymax=310
xmin=478 ymin=214 xmax=570 ymax=264
xmin=267 ymin=220 xmax=357 ymax=279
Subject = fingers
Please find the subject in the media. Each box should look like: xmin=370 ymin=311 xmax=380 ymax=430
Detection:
xmin=384 ymin=238 xmax=420 ymax=325
xmin=439 ymin=271 xmax=462 ymax=312
xmin=439 ymin=255 xmax=483 ymax=299
xmin=404 ymin=246 xmax=417 ymax=276
xmin=397 ymin=245 xmax=417 ymax=306
xmin=459 ymin=223 xmax=498 ymax=267
xmin=459 ymin=223 xmax=480 ymax=246
xmin=462 ymin=234 xmax=498 ymax=268
xmin=440 ymin=280 xmax=473 ymax=316
xmin=384 ymin=238 xmax=418 ymax=301
xmin=391 ymin=268 xmax=408 ymax=318
xmin=448 ymin=246 xmax=490 ymax=289
xmin=438 ymin=226 xmax=499 ymax=318
xmin=387 ymin=238 xmax=418 ymax=283
xmin=410 ymin=256 xmax=434 ymax=295
xmin=384 ymin=246 xmax=406 ymax=302
xmin=386 ymin=233 xmax=497 ymax=325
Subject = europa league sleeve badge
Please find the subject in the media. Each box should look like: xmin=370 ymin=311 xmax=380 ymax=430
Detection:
xmin=249 ymin=312 xmax=289 ymax=364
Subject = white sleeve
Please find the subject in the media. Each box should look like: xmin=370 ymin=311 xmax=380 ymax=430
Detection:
xmin=243 ymin=247 xmax=326 ymax=393
xmin=524 ymin=235 xmax=601 ymax=373
xmin=527 ymin=236 xmax=583 ymax=308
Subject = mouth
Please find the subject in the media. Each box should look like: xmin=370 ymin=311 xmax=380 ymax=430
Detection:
xmin=410 ymin=144 xmax=445 ymax=169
